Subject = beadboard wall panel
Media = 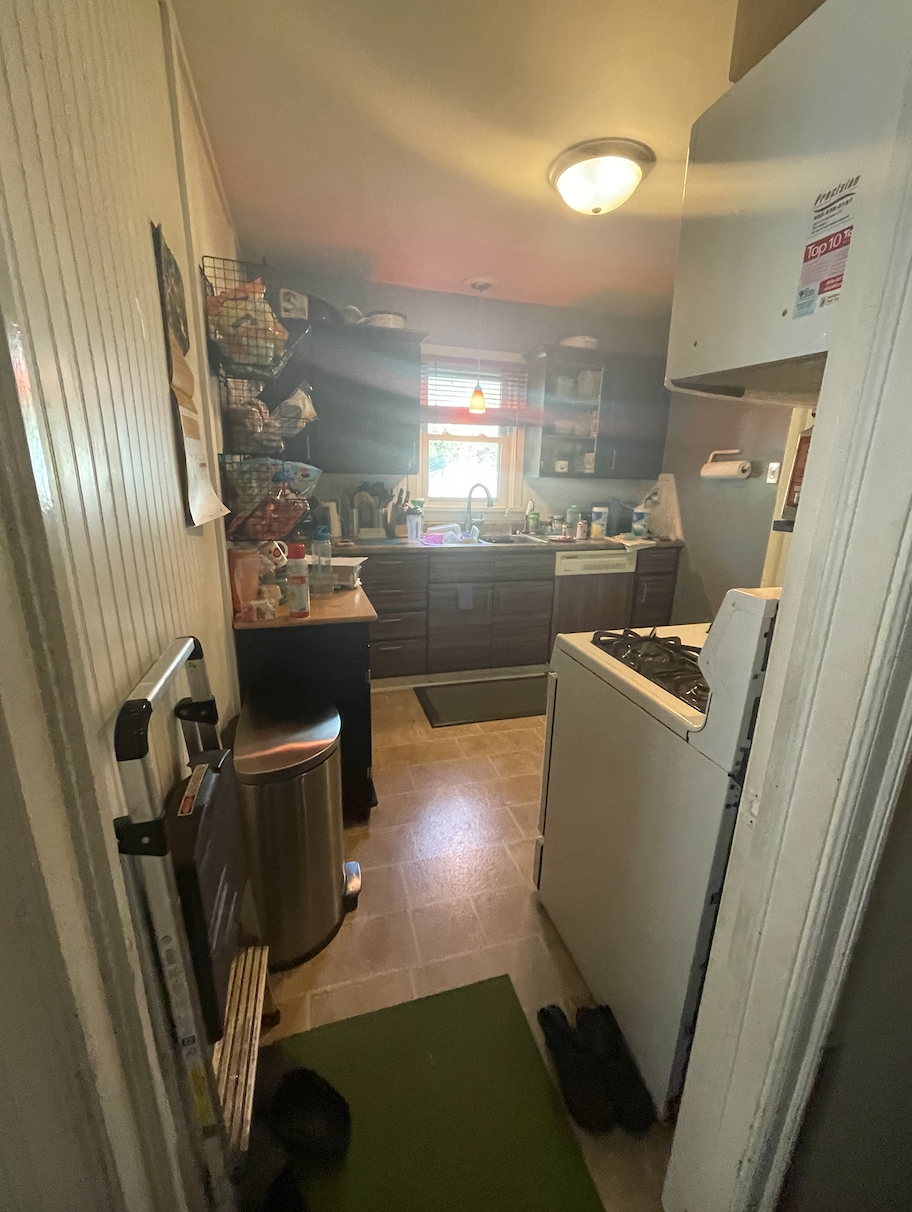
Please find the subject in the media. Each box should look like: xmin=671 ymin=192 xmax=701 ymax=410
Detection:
xmin=0 ymin=0 xmax=237 ymax=815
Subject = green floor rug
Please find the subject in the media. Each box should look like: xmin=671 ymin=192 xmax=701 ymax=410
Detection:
xmin=271 ymin=975 xmax=603 ymax=1211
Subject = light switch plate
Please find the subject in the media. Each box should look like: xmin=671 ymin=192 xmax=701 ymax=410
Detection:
xmin=767 ymin=462 xmax=781 ymax=484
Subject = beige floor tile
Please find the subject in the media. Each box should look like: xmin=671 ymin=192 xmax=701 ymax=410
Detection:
xmin=485 ymin=715 xmax=546 ymax=734
xmin=408 ymin=804 xmax=522 ymax=861
xmin=488 ymin=773 xmax=543 ymax=806
xmin=370 ymin=721 xmax=427 ymax=747
xmin=508 ymin=799 xmax=542 ymax=842
xmin=472 ymin=885 xmax=550 ymax=946
xmin=490 ymin=750 xmax=545 ymax=779
xmin=372 ymin=767 xmax=415 ymax=799
xmin=409 ymin=755 xmax=500 ymax=792
xmin=413 ymin=934 xmax=573 ymax=1013
xmin=409 ymin=897 xmax=487 ymax=964
xmin=456 ymin=731 xmax=525 ymax=758
xmin=574 ymin=1122 xmax=673 ymax=1212
xmin=372 ymin=789 xmax=424 ymax=826
xmin=308 ymin=969 xmax=415 ymax=1031
xmin=263 ymin=992 xmax=309 ymax=1043
xmin=507 ymin=838 xmax=538 ymax=886
xmin=373 ymin=736 xmax=465 ymax=770
xmin=346 ymin=823 xmax=412 ymax=869
xmin=273 ymin=909 xmax=418 ymax=997
xmin=401 ymin=844 xmax=526 ymax=908
xmin=356 ymin=863 xmax=408 ymax=917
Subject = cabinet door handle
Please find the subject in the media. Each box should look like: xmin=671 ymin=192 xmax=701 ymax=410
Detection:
xmin=639 ymin=582 xmax=647 ymax=603
xmin=610 ymin=446 xmax=617 ymax=471
xmin=383 ymin=617 xmax=403 ymax=624
xmin=377 ymin=643 xmax=402 ymax=651
xmin=380 ymin=560 xmax=404 ymax=566
xmin=411 ymin=441 xmax=418 ymax=467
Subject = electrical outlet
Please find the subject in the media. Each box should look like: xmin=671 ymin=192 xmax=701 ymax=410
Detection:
xmin=767 ymin=462 xmax=781 ymax=485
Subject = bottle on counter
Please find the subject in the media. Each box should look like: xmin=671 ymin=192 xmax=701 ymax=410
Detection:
xmin=286 ymin=543 xmax=311 ymax=618
xmin=406 ymin=497 xmax=424 ymax=543
xmin=565 ymin=504 xmax=581 ymax=528
xmin=310 ymin=525 xmax=334 ymax=597
xmin=576 ymin=518 xmax=589 ymax=540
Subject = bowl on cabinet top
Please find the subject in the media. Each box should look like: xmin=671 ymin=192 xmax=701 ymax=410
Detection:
xmin=359 ymin=311 xmax=407 ymax=329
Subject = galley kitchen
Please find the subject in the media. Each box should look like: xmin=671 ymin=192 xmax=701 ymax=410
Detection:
xmin=5 ymin=2 xmax=912 ymax=1212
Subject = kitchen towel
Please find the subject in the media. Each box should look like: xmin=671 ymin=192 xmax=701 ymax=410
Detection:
xmin=456 ymin=583 xmax=473 ymax=610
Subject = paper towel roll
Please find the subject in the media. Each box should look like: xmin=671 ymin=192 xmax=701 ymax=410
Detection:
xmin=700 ymin=459 xmax=751 ymax=479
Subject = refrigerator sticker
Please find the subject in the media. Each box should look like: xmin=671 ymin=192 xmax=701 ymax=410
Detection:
xmin=793 ymin=174 xmax=860 ymax=318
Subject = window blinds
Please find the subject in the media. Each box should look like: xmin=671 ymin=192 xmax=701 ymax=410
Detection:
xmin=420 ymin=355 xmax=527 ymax=425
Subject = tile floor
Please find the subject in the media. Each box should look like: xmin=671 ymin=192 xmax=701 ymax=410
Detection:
xmin=263 ymin=686 xmax=673 ymax=1210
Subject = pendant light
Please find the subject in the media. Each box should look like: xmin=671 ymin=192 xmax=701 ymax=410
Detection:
xmin=467 ymin=279 xmax=492 ymax=413
xmin=548 ymin=138 xmax=655 ymax=215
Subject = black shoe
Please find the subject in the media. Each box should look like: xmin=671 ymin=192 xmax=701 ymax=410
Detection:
xmin=537 ymin=1004 xmax=616 ymax=1133
xmin=262 ymin=1165 xmax=308 ymax=1212
xmin=575 ymin=1006 xmax=656 ymax=1136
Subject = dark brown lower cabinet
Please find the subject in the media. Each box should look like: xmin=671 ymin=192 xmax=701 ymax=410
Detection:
xmin=630 ymin=572 xmax=677 ymax=628
xmin=427 ymin=582 xmax=494 ymax=672
xmin=369 ymin=637 xmax=428 ymax=678
xmin=550 ymin=572 xmax=634 ymax=641
xmin=492 ymin=580 xmax=554 ymax=666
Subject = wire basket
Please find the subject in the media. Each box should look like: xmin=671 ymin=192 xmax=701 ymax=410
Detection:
xmin=201 ymin=256 xmax=292 ymax=381
xmin=219 ymin=455 xmax=322 ymax=542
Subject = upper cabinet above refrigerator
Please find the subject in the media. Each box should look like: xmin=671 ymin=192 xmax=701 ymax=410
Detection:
xmin=665 ymin=0 xmax=912 ymax=406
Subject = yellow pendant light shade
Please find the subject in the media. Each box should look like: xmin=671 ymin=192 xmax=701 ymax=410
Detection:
xmin=469 ymin=383 xmax=486 ymax=413
xmin=548 ymin=138 xmax=655 ymax=216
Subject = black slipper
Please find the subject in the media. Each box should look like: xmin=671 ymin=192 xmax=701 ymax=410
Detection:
xmin=575 ymin=1006 xmax=656 ymax=1136
xmin=262 ymin=1165 xmax=308 ymax=1212
xmin=537 ymin=1004 xmax=616 ymax=1133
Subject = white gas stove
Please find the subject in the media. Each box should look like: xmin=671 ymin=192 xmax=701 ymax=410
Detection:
xmin=537 ymin=588 xmax=780 ymax=1116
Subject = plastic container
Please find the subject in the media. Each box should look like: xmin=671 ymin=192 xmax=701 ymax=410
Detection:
xmin=310 ymin=526 xmax=334 ymax=598
xmin=286 ymin=543 xmax=311 ymax=618
xmin=565 ymin=505 xmax=581 ymax=528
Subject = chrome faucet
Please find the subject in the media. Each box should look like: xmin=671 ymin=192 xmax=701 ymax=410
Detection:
xmin=463 ymin=482 xmax=494 ymax=535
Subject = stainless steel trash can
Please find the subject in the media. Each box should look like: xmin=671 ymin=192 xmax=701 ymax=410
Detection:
xmin=234 ymin=699 xmax=360 ymax=970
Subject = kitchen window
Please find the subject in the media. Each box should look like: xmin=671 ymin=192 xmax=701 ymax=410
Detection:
xmin=418 ymin=354 xmax=527 ymax=508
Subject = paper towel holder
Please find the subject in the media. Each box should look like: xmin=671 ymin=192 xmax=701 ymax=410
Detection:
xmin=700 ymin=449 xmax=753 ymax=480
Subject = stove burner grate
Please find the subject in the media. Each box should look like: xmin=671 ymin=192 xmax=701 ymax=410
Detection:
xmin=591 ymin=628 xmax=710 ymax=713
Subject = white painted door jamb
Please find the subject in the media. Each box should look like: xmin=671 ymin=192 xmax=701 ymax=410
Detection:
xmin=665 ymin=42 xmax=912 ymax=1212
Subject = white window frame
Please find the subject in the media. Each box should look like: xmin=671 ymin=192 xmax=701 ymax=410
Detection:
xmin=417 ymin=346 xmax=526 ymax=511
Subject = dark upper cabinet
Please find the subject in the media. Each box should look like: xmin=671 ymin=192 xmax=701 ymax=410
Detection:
xmin=281 ymin=322 xmax=423 ymax=474
xmin=524 ymin=346 xmax=668 ymax=481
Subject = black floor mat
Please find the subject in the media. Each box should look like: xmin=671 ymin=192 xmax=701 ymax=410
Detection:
xmin=415 ymin=675 xmax=548 ymax=727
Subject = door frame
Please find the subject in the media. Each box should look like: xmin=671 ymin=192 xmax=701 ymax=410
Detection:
xmin=665 ymin=40 xmax=912 ymax=1212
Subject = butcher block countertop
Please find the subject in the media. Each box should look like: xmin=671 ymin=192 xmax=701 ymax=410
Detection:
xmin=233 ymin=587 xmax=378 ymax=630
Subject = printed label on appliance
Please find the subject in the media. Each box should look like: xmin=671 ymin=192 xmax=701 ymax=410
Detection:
xmin=793 ymin=174 xmax=859 ymax=318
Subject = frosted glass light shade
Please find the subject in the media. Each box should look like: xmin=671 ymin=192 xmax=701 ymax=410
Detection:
xmin=548 ymin=138 xmax=655 ymax=216
xmin=469 ymin=383 xmax=486 ymax=413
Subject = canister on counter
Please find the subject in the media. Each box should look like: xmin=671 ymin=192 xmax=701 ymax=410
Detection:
xmin=589 ymin=504 xmax=610 ymax=538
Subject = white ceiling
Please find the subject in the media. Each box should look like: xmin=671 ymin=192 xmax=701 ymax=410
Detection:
xmin=174 ymin=0 xmax=738 ymax=317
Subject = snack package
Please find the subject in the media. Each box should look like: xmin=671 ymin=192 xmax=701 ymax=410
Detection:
xmin=206 ymin=279 xmax=288 ymax=371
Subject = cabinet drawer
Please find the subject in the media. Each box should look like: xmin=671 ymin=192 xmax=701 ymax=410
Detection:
xmin=635 ymin=546 xmax=680 ymax=574
xmin=429 ymin=550 xmax=496 ymax=583
xmin=631 ymin=573 xmax=677 ymax=628
xmin=491 ymin=618 xmax=552 ymax=667
xmin=364 ymin=585 xmax=428 ymax=615
xmin=360 ymin=553 xmax=428 ymax=589
xmin=370 ymin=637 xmax=427 ymax=678
xmin=494 ymin=579 xmax=554 ymax=621
xmin=551 ymin=572 xmax=634 ymax=637
xmin=370 ymin=611 xmax=426 ymax=642
xmin=493 ymin=551 xmax=556 ymax=582
xmin=427 ymin=582 xmax=494 ymax=621
xmin=427 ymin=631 xmax=491 ymax=673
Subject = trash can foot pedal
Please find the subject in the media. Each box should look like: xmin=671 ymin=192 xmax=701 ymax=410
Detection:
xmin=343 ymin=861 xmax=362 ymax=912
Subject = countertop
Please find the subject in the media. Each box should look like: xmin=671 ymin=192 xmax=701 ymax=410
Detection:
xmin=233 ymin=587 xmax=378 ymax=630
xmin=334 ymin=538 xmax=684 ymax=557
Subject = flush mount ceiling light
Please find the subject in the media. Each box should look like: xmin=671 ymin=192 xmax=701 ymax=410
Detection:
xmin=548 ymin=138 xmax=656 ymax=215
